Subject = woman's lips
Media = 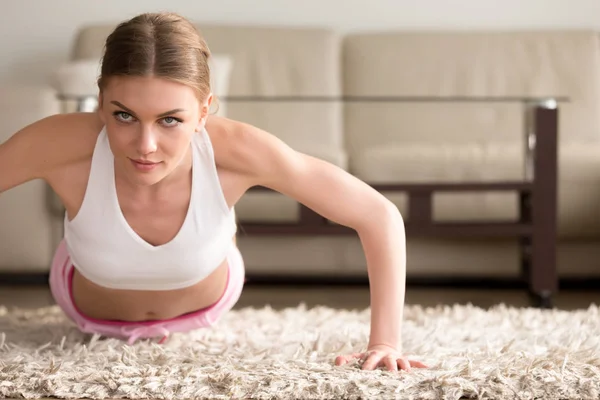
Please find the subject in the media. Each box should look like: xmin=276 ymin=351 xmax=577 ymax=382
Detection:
xmin=130 ymin=158 xmax=161 ymax=171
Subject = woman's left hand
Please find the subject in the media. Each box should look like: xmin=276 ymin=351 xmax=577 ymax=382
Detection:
xmin=334 ymin=344 xmax=428 ymax=372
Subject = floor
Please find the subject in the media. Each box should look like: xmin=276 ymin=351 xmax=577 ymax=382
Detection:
xmin=2 ymin=283 xmax=600 ymax=311
xmin=2 ymin=283 xmax=599 ymax=400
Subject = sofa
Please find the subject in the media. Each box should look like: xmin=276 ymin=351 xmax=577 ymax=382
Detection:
xmin=2 ymin=23 xmax=600 ymax=285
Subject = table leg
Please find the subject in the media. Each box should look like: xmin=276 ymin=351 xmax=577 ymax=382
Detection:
xmin=528 ymin=102 xmax=559 ymax=308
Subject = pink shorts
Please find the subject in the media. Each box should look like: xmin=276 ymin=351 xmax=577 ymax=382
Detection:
xmin=48 ymin=240 xmax=245 ymax=345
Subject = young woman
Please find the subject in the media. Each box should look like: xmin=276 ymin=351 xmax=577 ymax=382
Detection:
xmin=0 ymin=12 xmax=426 ymax=372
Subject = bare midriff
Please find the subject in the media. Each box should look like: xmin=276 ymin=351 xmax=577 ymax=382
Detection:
xmin=70 ymin=252 xmax=230 ymax=322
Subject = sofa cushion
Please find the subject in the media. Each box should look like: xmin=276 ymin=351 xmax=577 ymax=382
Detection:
xmin=342 ymin=31 xmax=600 ymax=155
xmin=195 ymin=25 xmax=346 ymax=169
xmin=352 ymin=143 xmax=523 ymax=183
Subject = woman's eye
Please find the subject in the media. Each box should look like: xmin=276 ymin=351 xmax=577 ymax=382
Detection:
xmin=114 ymin=112 xmax=133 ymax=122
xmin=161 ymin=117 xmax=181 ymax=127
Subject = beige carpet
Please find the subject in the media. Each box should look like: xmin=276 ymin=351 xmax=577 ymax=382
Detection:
xmin=0 ymin=303 xmax=599 ymax=399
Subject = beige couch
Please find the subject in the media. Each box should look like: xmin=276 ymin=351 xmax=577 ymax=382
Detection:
xmin=2 ymin=24 xmax=600 ymax=283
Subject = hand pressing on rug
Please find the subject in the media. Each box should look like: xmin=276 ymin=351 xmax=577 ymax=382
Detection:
xmin=335 ymin=344 xmax=428 ymax=372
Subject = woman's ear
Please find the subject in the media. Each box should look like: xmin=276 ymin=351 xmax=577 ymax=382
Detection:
xmin=196 ymin=93 xmax=214 ymax=130
xmin=202 ymin=93 xmax=213 ymax=118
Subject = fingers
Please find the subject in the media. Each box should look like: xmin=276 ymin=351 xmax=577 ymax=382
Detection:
xmin=363 ymin=354 xmax=426 ymax=372
xmin=383 ymin=355 xmax=399 ymax=372
xmin=334 ymin=352 xmax=363 ymax=366
xmin=361 ymin=352 xmax=382 ymax=371
xmin=397 ymin=357 xmax=411 ymax=372
xmin=336 ymin=352 xmax=429 ymax=372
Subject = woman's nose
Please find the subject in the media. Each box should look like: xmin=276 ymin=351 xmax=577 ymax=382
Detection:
xmin=137 ymin=128 xmax=157 ymax=155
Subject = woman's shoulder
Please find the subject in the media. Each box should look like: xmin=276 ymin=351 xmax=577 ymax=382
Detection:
xmin=0 ymin=112 xmax=104 ymax=193
xmin=204 ymin=115 xmax=300 ymax=186
xmin=44 ymin=111 xmax=104 ymax=146
xmin=16 ymin=111 xmax=103 ymax=155
xmin=32 ymin=112 xmax=104 ymax=172
xmin=204 ymin=116 xmax=277 ymax=173
xmin=55 ymin=112 xmax=105 ymax=157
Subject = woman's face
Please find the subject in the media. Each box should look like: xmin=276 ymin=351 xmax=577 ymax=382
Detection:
xmin=98 ymin=75 xmax=211 ymax=187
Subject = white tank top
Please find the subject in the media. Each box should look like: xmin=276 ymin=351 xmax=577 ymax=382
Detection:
xmin=63 ymin=126 xmax=237 ymax=291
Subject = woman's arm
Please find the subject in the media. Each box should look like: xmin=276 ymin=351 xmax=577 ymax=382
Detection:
xmin=218 ymin=120 xmax=427 ymax=371
xmin=0 ymin=113 xmax=100 ymax=195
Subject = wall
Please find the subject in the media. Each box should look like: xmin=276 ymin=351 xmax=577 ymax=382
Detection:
xmin=1 ymin=0 xmax=599 ymax=87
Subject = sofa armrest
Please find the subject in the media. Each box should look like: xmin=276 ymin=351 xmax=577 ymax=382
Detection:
xmin=0 ymin=84 xmax=63 ymax=272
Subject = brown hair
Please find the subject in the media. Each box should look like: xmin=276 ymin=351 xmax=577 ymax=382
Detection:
xmin=98 ymin=12 xmax=212 ymax=102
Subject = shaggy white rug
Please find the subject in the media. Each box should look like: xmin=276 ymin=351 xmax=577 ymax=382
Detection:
xmin=0 ymin=303 xmax=599 ymax=399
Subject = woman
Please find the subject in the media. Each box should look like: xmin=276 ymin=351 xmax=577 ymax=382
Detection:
xmin=0 ymin=12 xmax=426 ymax=372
